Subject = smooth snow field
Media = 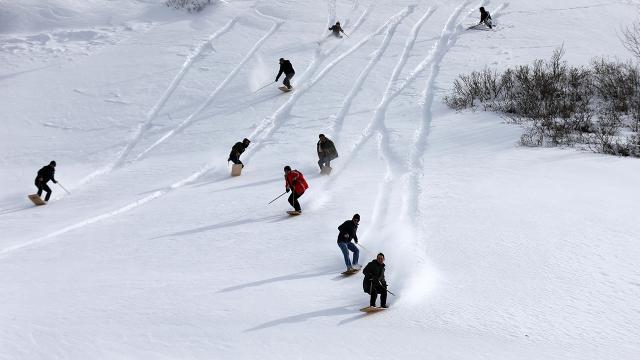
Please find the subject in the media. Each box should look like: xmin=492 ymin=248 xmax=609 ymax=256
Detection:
xmin=2 ymin=0 xmax=640 ymax=359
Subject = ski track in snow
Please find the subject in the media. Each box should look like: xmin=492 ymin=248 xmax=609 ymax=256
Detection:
xmin=0 ymin=164 xmax=216 ymax=257
xmin=132 ymin=11 xmax=284 ymax=161
xmin=402 ymin=0 xmax=486 ymax=221
xmin=76 ymin=18 xmax=238 ymax=187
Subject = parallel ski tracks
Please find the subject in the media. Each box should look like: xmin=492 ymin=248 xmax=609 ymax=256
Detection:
xmin=132 ymin=10 xmax=284 ymax=161
xmin=308 ymin=2 xmax=476 ymax=287
xmin=76 ymin=17 xmax=238 ymax=187
xmin=403 ymin=1 xmax=494 ymax=222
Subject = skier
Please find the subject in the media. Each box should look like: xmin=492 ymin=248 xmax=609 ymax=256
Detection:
xmin=276 ymin=58 xmax=295 ymax=90
xmin=363 ymin=253 xmax=388 ymax=308
xmin=317 ymin=134 xmax=338 ymax=171
xmin=34 ymin=161 xmax=57 ymax=202
xmin=328 ymin=21 xmax=346 ymax=38
xmin=337 ymin=214 xmax=360 ymax=271
xmin=479 ymin=7 xmax=492 ymax=29
xmin=284 ymin=165 xmax=308 ymax=213
xmin=228 ymin=138 xmax=251 ymax=167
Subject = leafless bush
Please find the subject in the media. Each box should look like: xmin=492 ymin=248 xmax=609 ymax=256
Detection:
xmin=445 ymin=48 xmax=640 ymax=157
xmin=166 ymin=0 xmax=212 ymax=12
xmin=622 ymin=22 xmax=640 ymax=60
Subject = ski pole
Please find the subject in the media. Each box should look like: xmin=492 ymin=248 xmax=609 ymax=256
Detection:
xmin=57 ymin=182 xmax=71 ymax=195
xmin=356 ymin=242 xmax=368 ymax=251
xmin=254 ymin=81 xmax=276 ymax=93
xmin=386 ymin=289 xmax=396 ymax=296
xmin=343 ymin=32 xmax=350 ymax=38
xmin=268 ymin=191 xmax=287 ymax=204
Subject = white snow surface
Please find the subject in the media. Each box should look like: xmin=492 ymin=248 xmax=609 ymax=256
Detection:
xmin=2 ymin=0 xmax=640 ymax=358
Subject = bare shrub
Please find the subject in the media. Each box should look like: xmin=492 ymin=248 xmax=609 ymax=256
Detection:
xmin=166 ymin=0 xmax=212 ymax=12
xmin=622 ymin=22 xmax=640 ymax=60
xmin=445 ymin=47 xmax=640 ymax=158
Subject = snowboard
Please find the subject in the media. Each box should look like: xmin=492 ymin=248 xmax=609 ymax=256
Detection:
xmin=320 ymin=165 xmax=332 ymax=175
xmin=359 ymin=306 xmax=388 ymax=313
xmin=286 ymin=210 xmax=301 ymax=216
xmin=278 ymin=86 xmax=293 ymax=92
xmin=28 ymin=194 xmax=46 ymax=206
xmin=231 ymin=163 xmax=243 ymax=176
xmin=341 ymin=267 xmax=360 ymax=276
xmin=467 ymin=22 xmax=493 ymax=31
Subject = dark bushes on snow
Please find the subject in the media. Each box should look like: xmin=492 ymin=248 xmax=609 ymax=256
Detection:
xmin=444 ymin=47 xmax=640 ymax=157
xmin=166 ymin=0 xmax=212 ymax=12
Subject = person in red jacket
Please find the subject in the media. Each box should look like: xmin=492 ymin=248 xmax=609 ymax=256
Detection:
xmin=284 ymin=165 xmax=308 ymax=213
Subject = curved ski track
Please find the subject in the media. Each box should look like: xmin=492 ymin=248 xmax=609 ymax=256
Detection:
xmin=403 ymin=1 xmax=502 ymax=222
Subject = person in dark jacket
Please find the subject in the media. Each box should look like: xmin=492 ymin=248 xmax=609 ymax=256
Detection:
xmin=35 ymin=161 xmax=57 ymax=201
xmin=276 ymin=58 xmax=295 ymax=90
xmin=328 ymin=21 xmax=345 ymax=38
xmin=228 ymin=138 xmax=251 ymax=167
xmin=317 ymin=134 xmax=338 ymax=171
xmin=363 ymin=253 xmax=388 ymax=308
xmin=479 ymin=7 xmax=492 ymax=29
xmin=337 ymin=214 xmax=360 ymax=270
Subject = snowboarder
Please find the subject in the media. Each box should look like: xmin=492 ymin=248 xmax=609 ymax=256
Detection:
xmin=337 ymin=214 xmax=360 ymax=271
xmin=284 ymin=165 xmax=308 ymax=213
xmin=479 ymin=7 xmax=492 ymax=29
xmin=317 ymin=134 xmax=338 ymax=171
xmin=228 ymin=138 xmax=251 ymax=167
xmin=34 ymin=161 xmax=57 ymax=202
xmin=328 ymin=21 xmax=346 ymax=38
xmin=363 ymin=253 xmax=388 ymax=308
xmin=276 ymin=58 xmax=295 ymax=90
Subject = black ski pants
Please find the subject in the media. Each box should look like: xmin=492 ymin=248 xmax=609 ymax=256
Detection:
xmin=288 ymin=191 xmax=303 ymax=212
xmin=35 ymin=180 xmax=52 ymax=201
xmin=229 ymin=154 xmax=243 ymax=167
xmin=368 ymin=283 xmax=387 ymax=307
xmin=283 ymin=73 xmax=294 ymax=89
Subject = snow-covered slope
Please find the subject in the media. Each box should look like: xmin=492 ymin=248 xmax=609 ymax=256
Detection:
xmin=1 ymin=0 xmax=640 ymax=359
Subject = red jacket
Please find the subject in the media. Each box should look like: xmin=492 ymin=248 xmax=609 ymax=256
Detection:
xmin=285 ymin=170 xmax=309 ymax=194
